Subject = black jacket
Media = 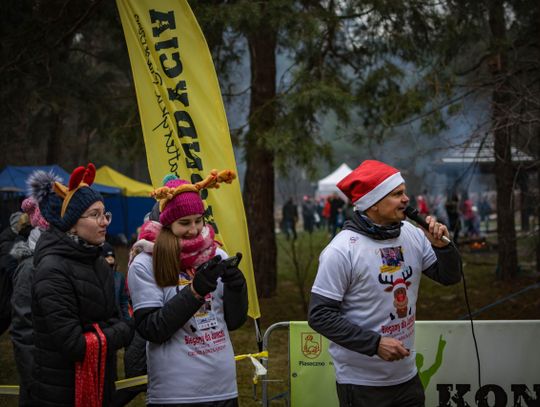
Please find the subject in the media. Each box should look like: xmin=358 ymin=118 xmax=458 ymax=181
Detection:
xmin=0 ymin=225 xmax=19 ymax=334
xmin=31 ymin=227 xmax=133 ymax=407
xmin=10 ymin=239 xmax=36 ymax=406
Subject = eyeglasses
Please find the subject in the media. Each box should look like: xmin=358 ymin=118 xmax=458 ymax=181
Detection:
xmin=80 ymin=211 xmax=112 ymax=224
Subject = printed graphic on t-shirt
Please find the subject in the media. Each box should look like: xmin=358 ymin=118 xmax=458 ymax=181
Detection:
xmin=178 ymin=272 xmax=191 ymax=286
xmin=178 ymin=272 xmax=218 ymax=331
xmin=194 ymin=296 xmax=218 ymax=330
xmin=184 ymin=328 xmax=228 ymax=357
xmin=380 ymin=314 xmax=416 ymax=342
xmin=378 ymin=246 xmax=413 ymax=320
xmin=379 ymin=246 xmax=404 ymax=273
xmin=177 ymin=272 xmax=228 ymax=356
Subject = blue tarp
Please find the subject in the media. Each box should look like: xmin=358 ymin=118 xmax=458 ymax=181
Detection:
xmin=0 ymin=165 xmax=121 ymax=195
xmin=103 ymin=196 xmax=155 ymax=240
xmin=0 ymin=165 xmax=154 ymax=238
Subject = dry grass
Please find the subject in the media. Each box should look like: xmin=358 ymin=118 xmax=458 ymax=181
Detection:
xmin=1 ymin=229 xmax=539 ymax=406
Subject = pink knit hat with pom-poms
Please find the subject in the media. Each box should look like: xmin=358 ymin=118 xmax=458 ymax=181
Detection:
xmin=21 ymin=197 xmax=49 ymax=229
xmin=152 ymin=171 xmax=236 ymax=227
xmin=158 ymin=176 xmax=205 ymax=226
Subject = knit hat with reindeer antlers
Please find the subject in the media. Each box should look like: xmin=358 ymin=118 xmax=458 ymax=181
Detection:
xmin=153 ymin=170 xmax=236 ymax=227
xmin=27 ymin=163 xmax=103 ymax=232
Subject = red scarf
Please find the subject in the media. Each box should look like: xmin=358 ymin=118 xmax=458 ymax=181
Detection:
xmin=180 ymin=224 xmax=220 ymax=275
xmin=75 ymin=323 xmax=107 ymax=407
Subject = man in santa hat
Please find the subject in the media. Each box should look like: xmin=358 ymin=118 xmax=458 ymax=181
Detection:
xmin=308 ymin=160 xmax=461 ymax=407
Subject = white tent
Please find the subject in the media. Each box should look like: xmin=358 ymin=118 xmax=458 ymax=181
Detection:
xmin=316 ymin=163 xmax=352 ymax=199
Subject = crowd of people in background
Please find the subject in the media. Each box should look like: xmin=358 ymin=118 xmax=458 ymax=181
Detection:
xmin=442 ymin=190 xmax=494 ymax=243
xmin=280 ymin=188 xmax=495 ymax=244
xmin=280 ymin=193 xmax=356 ymax=240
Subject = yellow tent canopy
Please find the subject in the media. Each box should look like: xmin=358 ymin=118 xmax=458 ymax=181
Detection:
xmin=95 ymin=166 xmax=153 ymax=197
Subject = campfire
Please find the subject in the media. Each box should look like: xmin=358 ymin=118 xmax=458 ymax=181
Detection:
xmin=463 ymin=236 xmax=489 ymax=251
xmin=470 ymin=240 xmax=486 ymax=250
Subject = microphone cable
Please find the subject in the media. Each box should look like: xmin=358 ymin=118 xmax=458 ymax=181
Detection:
xmin=404 ymin=207 xmax=482 ymax=388
xmin=448 ymin=239 xmax=482 ymax=389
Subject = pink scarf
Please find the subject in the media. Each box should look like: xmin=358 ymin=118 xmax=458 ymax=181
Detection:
xmin=179 ymin=224 xmax=220 ymax=274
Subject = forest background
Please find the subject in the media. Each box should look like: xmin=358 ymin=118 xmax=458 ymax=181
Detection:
xmin=1 ymin=0 xmax=539 ymax=294
xmin=0 ymin=1 xmax=539 ymax=405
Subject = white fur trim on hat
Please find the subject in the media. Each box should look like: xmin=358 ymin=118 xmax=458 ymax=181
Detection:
xmin=392 ymin=279 xmax=407 ymax=290
xmin=353 ymin=172 xmax=405 ymax=212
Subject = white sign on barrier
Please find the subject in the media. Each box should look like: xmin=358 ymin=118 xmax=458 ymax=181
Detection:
xmin=286 ymin=320 xmax=540 ymax=407
xmin=416 ymin=320 xmax=539 ymax=406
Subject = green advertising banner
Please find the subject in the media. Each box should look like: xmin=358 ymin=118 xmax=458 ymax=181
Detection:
xmin=286 ymin=321 xmax=540 ymax=407
xmin=289 ymin=321 xmax=339 ymax=407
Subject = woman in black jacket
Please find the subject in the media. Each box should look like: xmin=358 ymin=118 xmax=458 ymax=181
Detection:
xmin=29 ymin=164 xmax=133 ymax=407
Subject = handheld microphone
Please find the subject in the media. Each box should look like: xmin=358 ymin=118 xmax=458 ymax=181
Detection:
xmin=404 ymin=206 xmax=451 ymax=244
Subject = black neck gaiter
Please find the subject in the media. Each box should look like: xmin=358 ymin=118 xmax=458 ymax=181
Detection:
xmin=343 ymin=211 xmax=402 ymax=240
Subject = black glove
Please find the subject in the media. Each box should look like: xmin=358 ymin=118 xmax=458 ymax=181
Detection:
xmin=114 ymin=319 xmax=135 ymax=348
xmin=221 ymin=266 xmax=246 ymax=290
xmin=192 ymin=255 xmax=225 ymax=297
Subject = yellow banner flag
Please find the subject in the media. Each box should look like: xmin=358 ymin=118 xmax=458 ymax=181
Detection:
xmin=116 ymin=0 xmax=260 ymax=319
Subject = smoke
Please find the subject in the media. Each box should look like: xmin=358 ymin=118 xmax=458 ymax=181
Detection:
xmin=217 ymin=36 xmax=501 ymax=204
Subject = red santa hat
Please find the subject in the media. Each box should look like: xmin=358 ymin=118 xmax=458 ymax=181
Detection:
xmin=337 ymin=160 xmax=405 ymax=211
xmin=392 ymin=278 xmax=409 ymax=290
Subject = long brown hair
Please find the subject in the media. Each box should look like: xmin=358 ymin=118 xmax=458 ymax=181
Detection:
xmin=152 ymin=227 xmax=181 ymax=287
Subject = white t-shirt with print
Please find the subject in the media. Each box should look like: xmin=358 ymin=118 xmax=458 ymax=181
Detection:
xmin=311 ymin=221 xmax=436 ymax=386
xmin=128 ymin=248 xmax=238 ymax=404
